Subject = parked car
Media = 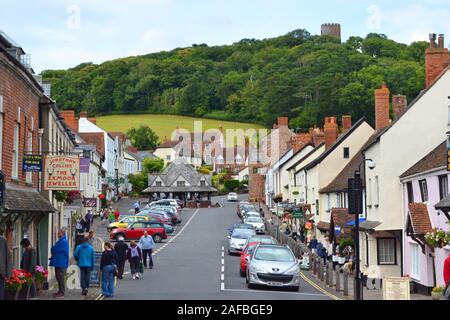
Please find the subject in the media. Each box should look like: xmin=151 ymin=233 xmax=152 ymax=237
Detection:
xmin=227 ymin=223 xmax=254 ymax=236
xmin=147 ymin=199 xmax=181 ymax=210
xmin=236 ymin=202 xmax=252 ymax=218
xmin=240 ymin=237 xmax=277 ymax=277
xmin=110 ymin=221 xmax=167 ymax=243
xmin=242 ymin=211 xmax=261 ymax=222
xmin=240 ymin=205 xmax=257 ymax=218
xmin=246 ymin=244 xmax=300 ymax=291
xmin=227 ymin=192 xmax=238 ymax=202
xmin=107 ymin=215 xmax=150 ymax=232
xmin=228 ymin=228 xmax=256 ymax=255
xmin=243 ymin=216 xmax=265 ymax=234
xmin=137 ymin=210 xmax=172 ymax=225
xmin=151 ymin=206 xmax=181 ymax=224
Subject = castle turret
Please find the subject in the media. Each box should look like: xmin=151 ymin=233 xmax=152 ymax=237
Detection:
xmin=321 ymin=23 xmax=341 ymax=42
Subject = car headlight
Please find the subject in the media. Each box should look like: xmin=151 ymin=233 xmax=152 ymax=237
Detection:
xmin=249 ymin=263 xmax=266 ymax=273
xmin=285 ymin=264 xmax=300 ymax=275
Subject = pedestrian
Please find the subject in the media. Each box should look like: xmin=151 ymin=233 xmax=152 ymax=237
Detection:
xmin=316 ymin=242 xmax=327 ymax=264
xmin=84 ymin=210 xmax=93 ymax=232
xmin=87 ymin=231 xmax=95 ymax=246
xmin=76 ymin=217 xmax=85 ymax=234
xmin=134 ymin=201 xmax=140 ymax=214
xmin=114 ymin=208 xmax=120 ymax=222
xmin=19 ymin=238 xmax=37 ymax=299
xmin=100 ymin=242 xmax=118 ymax=298
xmin=127 ymin=241 xmax=142 ymax=280
xmin=73 ymin=237 xmax=94 ymax=296
xmin=49 ymin=228 xmax=69 ymax=299
xmin=114 ymin=236 xmax=128 ymax=279
xmin=138 ymin=231 xmax=154 ymax=269
xmin=108 ymin=209 xmax=115 ymax=224
xmin=444 ymin=253 xmax=450 ymax=286
xmin=0 ymin=234 xmax=12 ymax=300
xmin=308 ymin=236 xmax=318 ymax=252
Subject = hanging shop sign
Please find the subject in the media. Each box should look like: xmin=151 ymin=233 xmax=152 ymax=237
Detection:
xmin=83 ymin=198 xmax=97 ymax=208
xmin=23 ymin=154 xmax=43 ymax=172
xmin=44 ymin=155 xmax=80 ymax=191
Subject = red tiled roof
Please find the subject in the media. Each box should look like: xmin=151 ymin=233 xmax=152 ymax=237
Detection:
xmin=408 ymin=203 xmax=433 ymax=235
xmin=331 ymin=208 xmax=354 ymax=227
xmin=79 ymin=132 xmax=105 ymax=158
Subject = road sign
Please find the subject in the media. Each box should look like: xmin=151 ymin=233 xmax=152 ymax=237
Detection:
xmin=23 ymin=154 xmax=43 ymax=172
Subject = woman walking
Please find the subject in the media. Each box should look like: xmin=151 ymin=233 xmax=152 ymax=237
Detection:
xmin=127 ymin=241 xmax=142 ymax=280
xmin=20 ymin=239 xmax=37 ymax=299
xmin=100 ymin=242 xmax=118 ymax=298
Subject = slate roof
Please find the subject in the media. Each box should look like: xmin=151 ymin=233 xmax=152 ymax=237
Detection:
xmin=400 ymin=141 xmax=446 ymax=178
xmin=78 ymin=132 xmax=105 ymax=158
xmin=143 ymin=158 xmax=217 ymax=194
xmin=301 ymin=118 xmax=369 ymax=172
xmin=4 ymin=185 xmax=56 ymax=213
xmin=408 ymin=203 xmax=433 ymax=235
xmin=319 ymin=150 xmax=365 ymax=193
xmin=285 ymin=143 xmax=325 ymax=171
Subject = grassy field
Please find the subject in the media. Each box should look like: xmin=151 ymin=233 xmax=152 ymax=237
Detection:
xmin=96 ymin=114 xmax=265 ymax=141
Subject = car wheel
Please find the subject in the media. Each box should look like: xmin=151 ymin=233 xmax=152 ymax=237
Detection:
xmin=247 ymin=283 xmax=254 ymax=289
xmin=245 ymin=271 xmax=249 ymax=284
xmin=228 ymin=250 xmax=232 ymax=256
xmin=153 ymin=234 xmax=162 ymax=243
xmin=240 ymin=268 xmax=245 ymax=277
xmin=115 ymin=233 xmax=125 ymax=241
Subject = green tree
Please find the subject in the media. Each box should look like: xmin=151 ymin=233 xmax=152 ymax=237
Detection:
xmin=127 ymin=125 xmax=160 ymax=150
xmin=143 ymin=158 xmax=165 ymax=174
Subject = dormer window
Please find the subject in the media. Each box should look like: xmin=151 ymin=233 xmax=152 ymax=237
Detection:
xmin=177 ymin=181 xmax=186 ymax=187
xmin=156 ymin=181 xmax=162 ymax=187
xmin=200 ymin=180 xmax=206 ymax=187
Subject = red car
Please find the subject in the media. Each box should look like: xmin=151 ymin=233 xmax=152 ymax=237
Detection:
xmin=239 ymin=242 xmax=259 ymax=277
xmin=110 ymin=221 xmax=167 ymax=243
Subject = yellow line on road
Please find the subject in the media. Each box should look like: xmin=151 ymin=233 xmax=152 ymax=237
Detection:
xmin=300 ymin=272 xmax=342 ymax=300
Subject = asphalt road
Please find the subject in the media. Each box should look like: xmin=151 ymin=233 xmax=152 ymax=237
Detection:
xmin=107 ymin=195 xmax=331 ymax=300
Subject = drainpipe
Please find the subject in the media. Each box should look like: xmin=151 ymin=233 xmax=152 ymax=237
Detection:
xmin=431 ymin=249 xmax=437 ymax=289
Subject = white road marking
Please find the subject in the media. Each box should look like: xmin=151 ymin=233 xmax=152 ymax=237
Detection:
xmin=221 ymin=282 xmax=225 ymax=290
xmin=221 ymin=266 xmax=224 ymax=273
xmin=221 ymin=287 xmax=327 ymax=297
xmin=221 ymin=259 xmax=224 ymax=265
xmin=221 ymin=252 xmax=224 ymax=257
xmin=221 ymin=274 xmax=224 ymax=281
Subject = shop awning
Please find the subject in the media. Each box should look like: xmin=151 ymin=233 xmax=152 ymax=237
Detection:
xmin=4 ymin=185 xmax=56 ymax=213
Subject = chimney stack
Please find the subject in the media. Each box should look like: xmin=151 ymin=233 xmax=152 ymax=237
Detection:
xmin=392 ymin=95 xmax=407 ymax=120
xmin=324 ymin=117 xmax=338 ymax=149
xmin=342 ymin=115 xmax=352 ymax=132
xmin=375 ymin=83 xmax=391 ymax=131
xmin=277 ymin=117 xmax=289 ymax=128
xmin=60 ymin=110 xmax=79 ymax=133
xmin=425 ymin=33 xmax=450 ymax=88
xmin=79 ymin=112 xmax=88 ymax=118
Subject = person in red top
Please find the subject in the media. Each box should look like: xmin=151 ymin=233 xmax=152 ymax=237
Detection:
xmin=444 ymin=254 xmax=450 ymax=285
xmin=114 ymin=209 xmax=120 ymax=222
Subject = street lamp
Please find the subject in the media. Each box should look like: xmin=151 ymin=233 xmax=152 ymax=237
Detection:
xmin=348 ymin=158 xmax=375 ymax=301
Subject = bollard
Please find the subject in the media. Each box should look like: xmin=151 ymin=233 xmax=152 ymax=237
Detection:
xmin=319 ymin=259 xmax=324 ymax=281
xmin=312 ymin=255 xmax=317 ymax=275
xmin=325 ymin=261 xmax=329 ymax=285
xmin=328 ymin=262 xmax=334 ymax=288
xmin=335 ymin=266 xmax=341 ymax=292
xmin=343 ymin=270 xmax=349 ymax=296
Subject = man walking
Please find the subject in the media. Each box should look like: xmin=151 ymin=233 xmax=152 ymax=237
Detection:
xmin=20 ymin=239 xmax=37 ymax=299
xmin=114 ymin=236 xmax=128 ymax=279
xmin=73 ymin=237 xmax=95 ymax=296
xmin=138 ymin=231 xmax=154 ymax=269
xmin=0 ymin=234 xmax=12 ymax=300
xmin=84 ymin=210 xmax=93 ymax=232
xmin=134 ymin=201 xmax=140 ymax=214
xmin=49 ymin=228 xmax=69 ymax=299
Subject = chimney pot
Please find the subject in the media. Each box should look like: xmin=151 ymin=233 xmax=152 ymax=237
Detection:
xmin=429 ymin=33 xmax=437 ymax=48
xmin=438 ymin=34 xmax=445 ymax=49
xmin=342 ymin=115 xmax=352 ymax=132
xmin=324 ymin=116 xmax=338 ymax=149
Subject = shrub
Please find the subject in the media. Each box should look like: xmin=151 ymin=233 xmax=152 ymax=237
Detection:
xmin=224 ymin=180 xmax=239 ymax=192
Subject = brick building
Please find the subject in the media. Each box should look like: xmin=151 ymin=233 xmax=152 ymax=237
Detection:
xmin=0 ymin=32 xmax=56 ymax=268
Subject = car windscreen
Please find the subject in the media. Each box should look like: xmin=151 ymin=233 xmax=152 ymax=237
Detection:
xmin=232 ymin=229 xmax=255 ymax=239
xmin=254 ymin=247 xmax=295 ymax=262
xmin=235 ymin=224 xmax=253 ymax=229
xmin=246 ymin=217 xmax=262 ymax=223
xmin=249 ymin=236 xmax=275 ymax=244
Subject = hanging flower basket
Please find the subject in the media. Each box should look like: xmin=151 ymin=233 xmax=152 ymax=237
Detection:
xmin=425 ymin=228 xmax=450 ymax=248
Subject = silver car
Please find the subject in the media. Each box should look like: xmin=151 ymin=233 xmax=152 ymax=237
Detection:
xmin=243 ymin=216 xmax=265 ymax=234
xmin=228 ymin=228 xmax=256 ymax=255
xmin=246 ymin=244 xmax=300 ymax=291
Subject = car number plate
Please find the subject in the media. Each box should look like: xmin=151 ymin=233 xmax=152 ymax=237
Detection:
xmin=267 ymin=282 xmax=283 ymax=287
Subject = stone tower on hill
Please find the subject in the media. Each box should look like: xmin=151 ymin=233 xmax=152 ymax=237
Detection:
xmin=321 ymin=23 xmax=341 ymax=42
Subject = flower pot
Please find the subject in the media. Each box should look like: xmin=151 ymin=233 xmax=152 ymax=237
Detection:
xmin=431 ymin=292 xmax=442 ymax=300
xmin=4 ymin=288 xmax=20 ymax=300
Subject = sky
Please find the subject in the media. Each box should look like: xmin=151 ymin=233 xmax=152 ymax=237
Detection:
xmin=1 ymin=0 xmax=449 ymax=73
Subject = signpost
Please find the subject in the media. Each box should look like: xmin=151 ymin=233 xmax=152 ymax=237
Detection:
xmin=383 ymin=277 xmax=411 ymax=300
xmin=44 ymin=155 xmax=80 ymax=191
xmin=23 ymin=155 xmax=43 ymax=172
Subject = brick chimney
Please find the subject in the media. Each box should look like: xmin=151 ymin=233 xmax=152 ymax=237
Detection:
xmin=79 ymin=112 xmax=88 ymax=118
xmin=291 ymin=133 xmax=313 ymax=153
xmin=425 ymin=33 xmax=450 ymax=88
xmin=59 ymin=110 xmax=79 ymax=133
xmin=342 ymin=115 xmax=352 ymax=132
xmin=324 ymin=117 xmax=338 ymax=149
xmin=392 ymin=95 xmax=407 ymax=120
xmin=375 ymin=83 xmax=390 ymax=131
xmin=277 ymin=117 xmax=289 ymax=128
